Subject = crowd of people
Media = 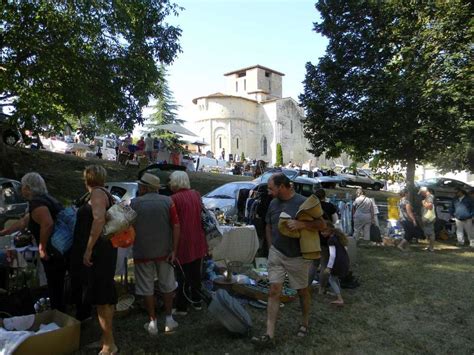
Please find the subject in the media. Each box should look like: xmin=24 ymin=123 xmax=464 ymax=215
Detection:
xmin=397 ymin=186 xmax=473 ymax=252
xmin=0 ymin=168 xmax=472 ymax=353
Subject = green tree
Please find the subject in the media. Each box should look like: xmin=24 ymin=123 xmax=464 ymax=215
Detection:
xmin=148 ymin=66 xmax=183 ymax=127
xmin=241 ymin=151 xmax=245 ymax=162
xmin=300 ymin=1 xmax=472 ymax=189
xmin=276 ymin=143 xmax=283 ymax=167
xmin=0 ymin=1 xmax=183 ymax=172
xmin=144 ymin=65 xmax=183 ymax=144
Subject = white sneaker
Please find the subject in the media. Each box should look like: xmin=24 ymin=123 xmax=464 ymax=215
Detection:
xmin=164 ymin=318 xmax=178 ymax=333
xmin=144 ymin=319 xmax=158 ymax=336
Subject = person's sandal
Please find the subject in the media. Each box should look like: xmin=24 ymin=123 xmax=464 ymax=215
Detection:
xmin=330 ymin=300 xmax=345 ymax=307
xmin=296 ymin=325 xmax=308 ymax=337
xmin=251 ymin=334 xmax=275 ymax=348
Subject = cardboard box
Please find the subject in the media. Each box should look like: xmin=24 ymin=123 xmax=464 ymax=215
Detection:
xmin=1 ymin=310 xmax=80 ymax=355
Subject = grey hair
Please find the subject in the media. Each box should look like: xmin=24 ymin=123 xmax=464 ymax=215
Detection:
xmin=169 ymin=171 xmax=191 ymax=190
xmin=21 ymin=172 xmax=48 ymax=196
xmin=356 ymin=187 xmax=365 ymax=196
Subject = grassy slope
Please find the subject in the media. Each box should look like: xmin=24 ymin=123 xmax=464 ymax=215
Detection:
xmin=5 ymin=146 xmax=396 ymax=204
xmin=5 ymin=147 xmax=252 ymax=203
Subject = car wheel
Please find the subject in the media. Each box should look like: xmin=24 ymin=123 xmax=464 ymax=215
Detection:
xmin=339 ymin=181 xmax=347 ymax=187
xmin=2 ymin=129 xmax=20 ymax=146
xmin=373 ymin=183 xmax=382 ymax=191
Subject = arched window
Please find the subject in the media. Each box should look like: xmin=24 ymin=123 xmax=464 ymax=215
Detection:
xmin=219 ymin=137 xmax=222 ymax=149
xmin=261 ymin=136 xmax=267 ymax=156
xmin=236 ymin=138 xmax=239 ymax=150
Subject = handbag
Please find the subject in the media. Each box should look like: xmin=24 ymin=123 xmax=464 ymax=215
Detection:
xmin=103 ymin=202 xmax=137 ymax=237
xmin=370 ymin=224 xmax=382 ymax=243
xmin=110 ymin=226 xmax=135 ymax=248
xmin=422 ymin=208 xmax=436 ymax=223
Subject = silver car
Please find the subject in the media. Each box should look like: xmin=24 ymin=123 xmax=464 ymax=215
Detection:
xmin=339 ymin=168 xmax=385 ymax=190
xmin=202 ymin=181 xmax=257 ymax=214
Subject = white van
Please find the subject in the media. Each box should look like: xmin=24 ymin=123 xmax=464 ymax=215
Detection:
xmin=94 ymin=136 xmax=117 ymax=160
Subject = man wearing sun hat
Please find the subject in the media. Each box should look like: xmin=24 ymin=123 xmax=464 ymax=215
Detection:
xmin=130 ymin=172 xmax=181 ymax=335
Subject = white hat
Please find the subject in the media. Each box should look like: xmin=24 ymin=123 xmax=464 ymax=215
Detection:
xmin=418 ymin=186 xmax=428 ymax=194
xmin=137 ymin=173 xmax=161 ymax=188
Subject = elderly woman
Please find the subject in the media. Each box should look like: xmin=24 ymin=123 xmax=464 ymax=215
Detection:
xmin=352 ymin=188 xmax=374 ymax=241
xmin=169 ymin=171 xmax=207 ymax=315
xmin=0 ymin=172 xmax=67 ymax=311
xmin=70 ymin=165 xmax=117 ymax=355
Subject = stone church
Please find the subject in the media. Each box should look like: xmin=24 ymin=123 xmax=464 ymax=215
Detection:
xmin=191 ymin=65 xmax=313 ymax=165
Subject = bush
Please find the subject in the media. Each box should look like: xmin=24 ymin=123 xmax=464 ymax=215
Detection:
xmin=276 ymin=143 xmax=283 ymax=166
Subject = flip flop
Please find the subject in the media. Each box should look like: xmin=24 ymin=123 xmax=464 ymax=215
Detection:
xmin=249 ymin=300 xmax=266 ymax=309
xmin=330 ymin=300 xmax=344 ymax=307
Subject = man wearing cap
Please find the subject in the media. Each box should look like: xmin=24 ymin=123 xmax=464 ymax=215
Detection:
xmin=419 ymin=186 xmax=436 ymax=252
xmin=130 ymin=173 xmax=180 ymax=335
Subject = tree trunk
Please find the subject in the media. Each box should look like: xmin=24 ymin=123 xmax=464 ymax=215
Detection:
xmin=0 ymin=139 xmax=16 ymax=177
xmin=405 ymin=158 xmax=416 ymax=203
xmin=0 ymin=138 xmax=7 ymax=175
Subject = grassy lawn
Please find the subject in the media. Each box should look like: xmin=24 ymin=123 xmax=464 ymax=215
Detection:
xmin=77 ymin=242 xmax=474 ymax=354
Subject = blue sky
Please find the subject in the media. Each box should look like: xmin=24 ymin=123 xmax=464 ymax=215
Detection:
xmin=161 ymin=0 xmax=328 ymax=124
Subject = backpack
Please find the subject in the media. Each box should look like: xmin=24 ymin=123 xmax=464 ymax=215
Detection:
xmin=50 ymin=206 xmax=77 ymax=255
xmin=39 ymin=195 xmax=76 ymax=256
xmin=203 ymin=288 xmax=252 ymax=335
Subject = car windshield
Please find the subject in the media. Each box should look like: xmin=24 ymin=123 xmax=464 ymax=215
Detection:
xmin=418 ymin=178 xmax=438 ymax=186
xmin=205 ymin=183 xmax=254 ymax=199
xmin=259 ymin=169 xmax=298 ymax=183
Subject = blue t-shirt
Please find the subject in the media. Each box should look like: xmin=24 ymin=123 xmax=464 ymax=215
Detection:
xmin=265 ymin=193 xmax=306 ymax=257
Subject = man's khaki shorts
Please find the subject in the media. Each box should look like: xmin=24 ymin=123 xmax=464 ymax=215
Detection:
xmin=268 ymin=246 xmax=311 ymax=290
xmin=134 ymin=260 xmax=177 ymax=296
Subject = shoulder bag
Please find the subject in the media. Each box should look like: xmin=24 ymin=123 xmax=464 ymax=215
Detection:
xmin=422 ymin=208 xmax=436 ymax=224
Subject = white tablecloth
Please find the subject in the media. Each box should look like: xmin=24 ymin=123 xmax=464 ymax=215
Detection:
xmin=211 ymin=225 xmax=259 ymax=264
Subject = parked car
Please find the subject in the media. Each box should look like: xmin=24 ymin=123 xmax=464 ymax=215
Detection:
xmin=290 ymin=176 xmax=323 ymax=197
xmin=415 ymin=178 xmax=472 ymax=198
xmin=94 ymin=136 xmax=117 ymax=161
xmin=0 ymin=178 xmax=28 ymax=229
xmin=104 ymin=182 xmax=139 ymax=205
xmin=253 ymin=168 xmax=298 ymax=183
xmin=255 ymin=168 xmax=341 ymax=189
xmin=202 ymin=181 xmax=258 ymax=214
xmin=42 ymin=136 xmax=75 ymax=154
xmin=338 ymin=168 xmax=385 ymax=190
xmin=205 ymin=174 xmax=325 ymax=217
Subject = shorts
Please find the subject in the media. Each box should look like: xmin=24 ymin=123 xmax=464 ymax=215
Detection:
xmin=422 ymin=222 xmax=435 ymax=237
xmin=268 ymin=246 xmax=311 ymax=290
xmin=134 ymin=260 xmax=177 ymax=296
